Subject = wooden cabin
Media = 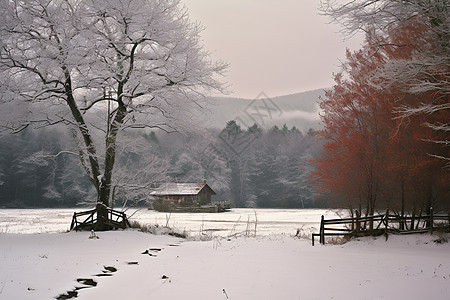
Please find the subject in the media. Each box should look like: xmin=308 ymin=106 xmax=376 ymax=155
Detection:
xmin=150 ymin=182 xmax=222 ymax=212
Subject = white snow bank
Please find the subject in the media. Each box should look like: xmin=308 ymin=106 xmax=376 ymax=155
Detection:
xmin=1 ymin=231 xmax=449 ymax=299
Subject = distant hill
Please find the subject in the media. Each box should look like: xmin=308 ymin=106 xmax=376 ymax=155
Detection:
xmin=204 ymin=89 xmax=326 ymax=132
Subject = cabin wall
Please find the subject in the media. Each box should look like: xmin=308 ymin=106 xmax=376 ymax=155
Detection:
xmin=160 ymin=195 xmax=198 ymax=204
xmin=198 ymin=189 xmax=212 ymax=205
xmin=158 ymin=191 xmax=211 ymax=206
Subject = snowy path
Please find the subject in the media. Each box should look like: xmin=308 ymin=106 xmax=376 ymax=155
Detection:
xmin=1 ymin=230 xmax=449 ymax=299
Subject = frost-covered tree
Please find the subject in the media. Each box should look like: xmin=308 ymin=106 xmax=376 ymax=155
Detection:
xmin=320 ymin=0 xmax=449 ymax=166
xmin=312 ymin=20 xmax=449 ymax=215
xmin=105 ymin=133 xmax=170 ymax=208
xmin=162 ymin=130 xmax=231 ymax=200
xmin=238 ymin=125 xmax=321 ymax=208
xmin=0 ymin=0 xmax=226 ymax=228
xmin=0 ymin=128 xmax=91 ymax=207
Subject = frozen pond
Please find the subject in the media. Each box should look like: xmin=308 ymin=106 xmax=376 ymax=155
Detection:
xmin=0 ymin=208 xmax=342 ymax=237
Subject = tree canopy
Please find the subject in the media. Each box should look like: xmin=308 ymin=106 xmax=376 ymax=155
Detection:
xmin=320 ymin=0 xmax=449 ymax=166
xmin=314 ymin=1 xmax=449 ymax=215
xmin=0 ymin=0 xmax=227 ymax=218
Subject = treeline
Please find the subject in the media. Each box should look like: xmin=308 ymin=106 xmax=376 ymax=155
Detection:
xmin=313 ymin=2 xmax=450 ymax=217
xmin=0 ymin=122 xmax=325 ymax=208
xmin=161 ymin=121 xmax=325 ymax=208
xmin=0 ymin=128 xmax=92 ymax=207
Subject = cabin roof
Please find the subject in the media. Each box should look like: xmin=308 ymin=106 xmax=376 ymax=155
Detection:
xmin=150 ymin=183 xmax=216 ymax=196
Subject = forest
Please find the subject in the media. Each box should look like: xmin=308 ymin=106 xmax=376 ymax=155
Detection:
xmin=0 ymin=122 xmax=325 ymax=209
xmin=0 ymin=0 xmax=448 ymax=216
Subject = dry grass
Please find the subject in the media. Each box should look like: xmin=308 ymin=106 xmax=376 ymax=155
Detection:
xmin=128 ymin=220 xmax=188 ymax=238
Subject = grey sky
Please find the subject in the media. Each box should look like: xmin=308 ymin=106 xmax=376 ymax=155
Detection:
xmin=183 ymin=0 xmax=362 ymax=99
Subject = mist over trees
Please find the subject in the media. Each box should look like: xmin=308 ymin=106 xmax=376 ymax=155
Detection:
xmin=0 ymin=123 xmax=324 ymax=209
xmin=0 ymin=127 xmax=93 ymax=207
xmin=0 ymin=0 xmax=226 ymax=221
xmin=4 ymin=0 xmax=446 ymax=216
xmin=0 ymin=0 xmax=324 ymax=211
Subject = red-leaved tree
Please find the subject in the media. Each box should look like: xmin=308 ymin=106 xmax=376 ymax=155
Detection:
xmin=312 ymin=17 xmax=449 ymax=216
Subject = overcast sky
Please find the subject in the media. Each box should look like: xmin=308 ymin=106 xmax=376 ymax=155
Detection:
xmin=183 ymin=0 xmax=362 ymax=99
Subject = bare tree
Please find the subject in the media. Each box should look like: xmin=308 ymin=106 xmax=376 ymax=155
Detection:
xmin=0 ymin=0 xmax=227 ymax=228
xmin=320 ymin=0 xmax=449 ymax=166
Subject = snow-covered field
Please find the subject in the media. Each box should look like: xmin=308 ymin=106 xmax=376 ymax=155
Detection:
xmin=1 ymin=209 xmax=449 ymax=299
xmin=0 ymin=208 xmax=340 ymax=236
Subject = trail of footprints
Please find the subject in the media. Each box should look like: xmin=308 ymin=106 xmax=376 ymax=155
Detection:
xmin=56 ymin=243 xmax=181 ymax=299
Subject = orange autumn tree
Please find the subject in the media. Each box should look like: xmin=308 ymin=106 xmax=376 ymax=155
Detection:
xmin=312 ymin=19 xmax=449 ymax=217
xmin=320 ymin=0 xmax=450 ymax=167
xmin=312 ymin=47 xmax=395 ymax=217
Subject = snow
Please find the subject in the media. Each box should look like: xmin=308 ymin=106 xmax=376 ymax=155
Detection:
xmin=1 ymin=209 xmax=449 ymax=299
xmin=0 ymin=208 xmax=340 ymax=236
xmin=149 ymin=183 xmax=212 ymax=196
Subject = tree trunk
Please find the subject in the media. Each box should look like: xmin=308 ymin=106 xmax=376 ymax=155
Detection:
xmin=63 ymin=69 xmax=113 ymax=230
xmin=63 ymin=68 xmax=102 ymax=192
xmin=95 ymin=202 xmax=109 ymax=231
xmin=96 ymin=85 xmax=127 ymax=229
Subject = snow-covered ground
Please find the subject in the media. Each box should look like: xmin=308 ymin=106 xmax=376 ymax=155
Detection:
xmin=1 ymin=209 xmax=449 ymax=299
xmin=0 ymin=208 xmax=340 ymax=236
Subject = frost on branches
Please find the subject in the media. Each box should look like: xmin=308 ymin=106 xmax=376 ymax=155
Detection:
xmin=313 ymin=1 xmax=449 ymax=216
xmin=0 ymin=0 xmax=227 ymax=216
xmin=320 ymin=0 xmax=449 ymax=165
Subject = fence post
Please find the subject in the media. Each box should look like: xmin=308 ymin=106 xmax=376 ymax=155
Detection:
xmin=70 ymin=212 xmax=77 ymax=231
xmin=355 ymin=210 xmax=361 ymax=233
xmin=430 ymin=206 xmax=434 ymax=234
xmin=350 ymin=210 xmax=354 ymax=231
xmin=384 ymin=209 xmax=389 ymax=241
xmin=448 ymin=211 xmax=450 ymax=232
xmin=320 ymin=215 xmax=325 ymax=245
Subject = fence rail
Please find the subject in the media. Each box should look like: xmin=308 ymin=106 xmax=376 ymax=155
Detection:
xmin=70 ymin=207 xmax=130 ymax=231
xmin=312 ymin=208 xmax=450 ymax=246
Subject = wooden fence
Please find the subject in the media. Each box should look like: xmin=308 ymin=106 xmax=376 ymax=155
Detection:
xmin=312 ymin=208 xmax=450 ymax=246
xmin=70 ymin=207 xmax=130 ymax=231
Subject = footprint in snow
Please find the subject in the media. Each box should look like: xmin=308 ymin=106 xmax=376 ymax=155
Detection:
xmin=141 ymin=247 xmax=163 ymax=256
xmin=56 ymin=266 xmax=118 ymax=299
